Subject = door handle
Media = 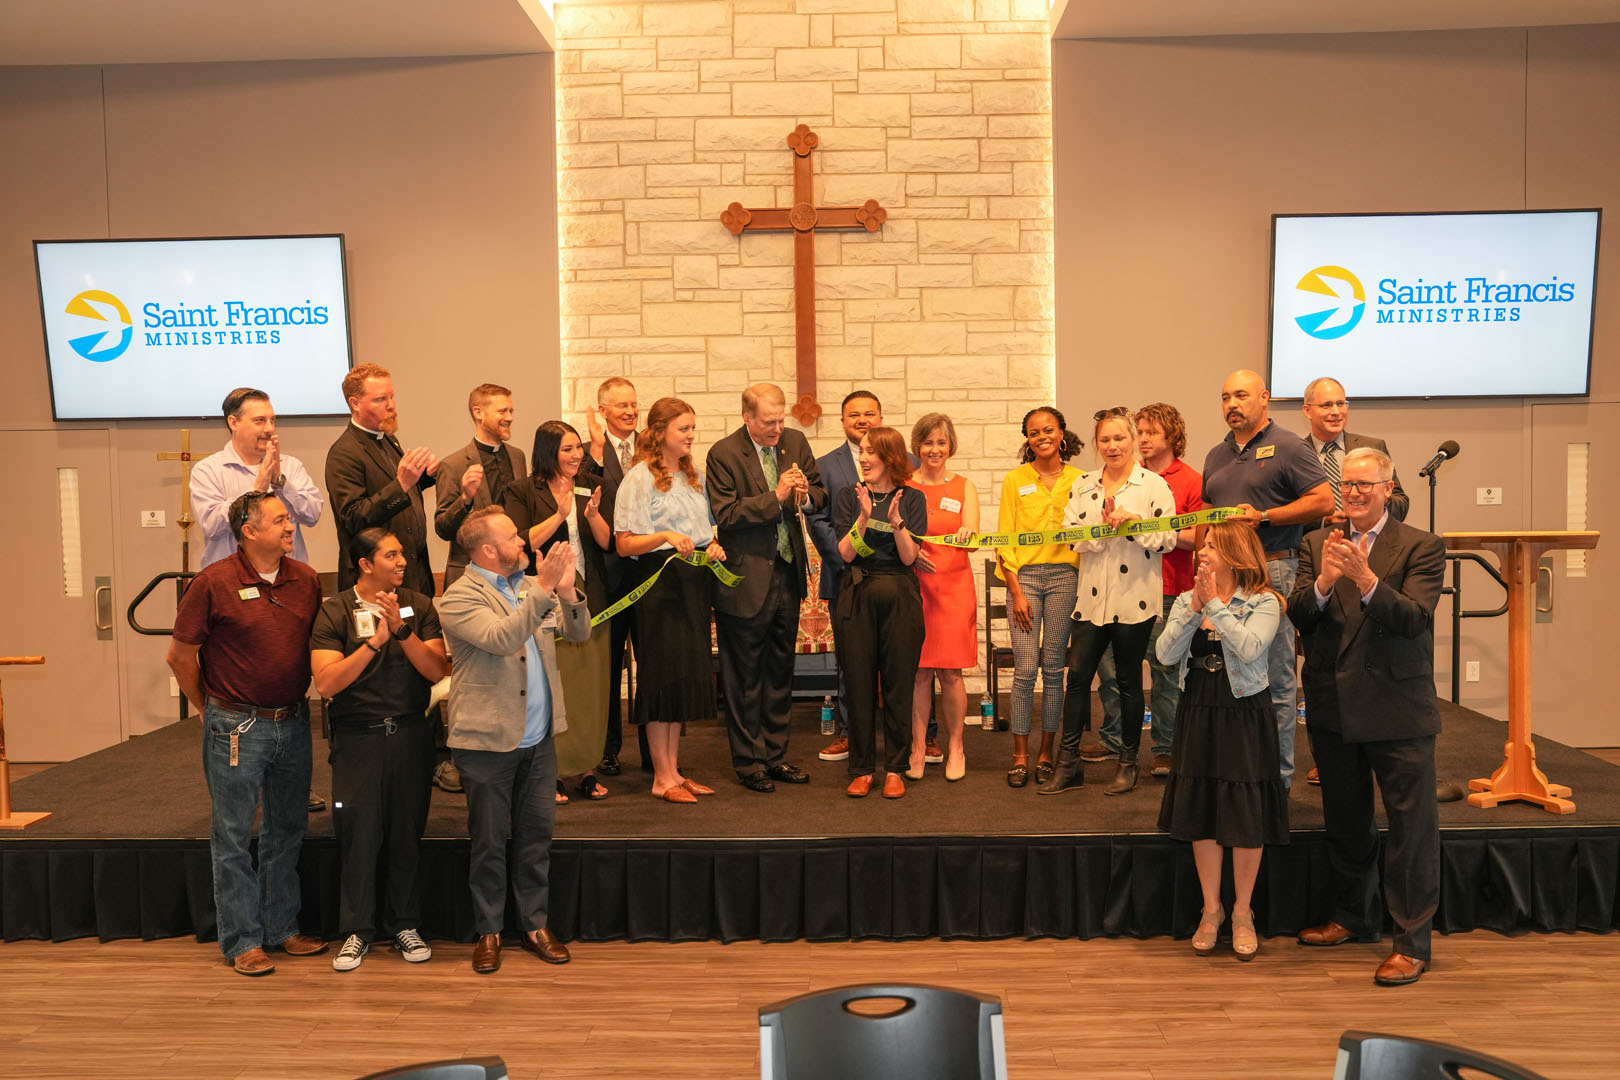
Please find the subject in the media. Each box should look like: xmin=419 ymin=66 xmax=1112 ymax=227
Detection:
xmin=1535 ymin=558 xmax=1554 ymax=620
xmin=94 ymin=575 xmax=114 ymax=639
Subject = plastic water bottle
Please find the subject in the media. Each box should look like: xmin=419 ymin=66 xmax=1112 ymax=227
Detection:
xmin=1297 ymin=700 xmax=1307 ymax=725
xmin=1143 ymin=705 xmax=1153 ymax=731
xmin=979 ymin=692 xmax=994 ymax=729
xmin=820 ymin=695 xmax=836 ymax=736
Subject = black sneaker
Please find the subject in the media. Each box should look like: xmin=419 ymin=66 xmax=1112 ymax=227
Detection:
xmin=392 ymin=928 xmax=431 ymax=963
xmin=333 ymin=934 xmax=368 ymax=973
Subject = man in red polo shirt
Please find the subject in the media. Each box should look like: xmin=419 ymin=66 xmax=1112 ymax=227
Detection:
xmin=168 ymin=491 xmax=327 ymax=976
xmin=1084 ymin=403 xmax=1203 ymax=776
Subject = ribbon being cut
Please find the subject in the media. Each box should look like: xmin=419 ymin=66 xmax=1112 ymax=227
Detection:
xmin=846 ymin=506 xmax=1242 ymax=559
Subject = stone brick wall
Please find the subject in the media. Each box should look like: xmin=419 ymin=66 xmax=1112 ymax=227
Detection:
xmin=555 ymin=0 xmax=1055 ymax=682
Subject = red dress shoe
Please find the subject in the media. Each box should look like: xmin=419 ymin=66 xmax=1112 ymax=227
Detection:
xmin=680 ymin=778 xmax=715 ymax=796
xmin=275 ymin=933 xmax=329 ymax=956
xmin=1307 ymin=767 xmax=1321 ymax=785
xmin=472 ymin=933 xmax=501 ymax=974
xmin=521 ymin=927 xmax=571 ymax=964
xmin=653 ymin=785 xmax=698 ymax=804
xmin=232 ymin=947 xmax=275 ymax=976
xmin=1374 ymin=952 xmax=1427 ymax=985
xmin=1297 ymin=921 xmax=1359 ymax=947
xmin=882 ymin=772 xmax=906 ymax=799
xmin=846 ymin=774 xmax=876 ymax=798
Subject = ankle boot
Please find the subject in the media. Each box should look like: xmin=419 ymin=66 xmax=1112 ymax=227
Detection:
xmin=1103 ymin=750 xmax=1138 ymax=796
xmin=1037 ymin=747 xmax=1084 ymax=795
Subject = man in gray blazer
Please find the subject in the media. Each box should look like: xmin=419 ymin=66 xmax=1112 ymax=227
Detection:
xmin=1288 ymin=447 xmax=1445 ymax=987
xmin=439 ymin=507 xmax=590 ymax=975
xmin=435 ymin=383 xmax=527 ymax=589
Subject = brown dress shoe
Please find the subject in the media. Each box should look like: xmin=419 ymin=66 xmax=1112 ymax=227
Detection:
xmin=275 ymin=933 xmax=329 ymax=956
xmin=846 ymin=774 xmax=876 ymax=798
xmin=232 ymin=947 xmax=275 ymax=976
xmin=1151 ymin=754 xmax=1172 ymax=778
xmin=882 ymin=772 xmax=906 ymax=799
xmin=1298 ymin=921 xmax=1359 ymax=947
xmin=1374 ymin=952 xmax=1427 ymax=986
xmin=472 ymin=933 xmax=501 ymax=974
xmin=521 ymin=927 xmax=571 ymax=964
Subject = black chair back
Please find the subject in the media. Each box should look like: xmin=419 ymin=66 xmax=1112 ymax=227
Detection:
xmin=1335 ymin=1031 xmax=1549 ymax=1080
xmin=355 ymin=1056 xmax=507 ymax=1080
xmin=759 ymin=983 xmax=1005 ymax=1080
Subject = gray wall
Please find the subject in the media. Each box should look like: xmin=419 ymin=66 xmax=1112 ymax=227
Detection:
xmin=0 ymin=55 xmax=559 ymax=736
xmin=1052 ymin=25 xmax=1620 ymax=722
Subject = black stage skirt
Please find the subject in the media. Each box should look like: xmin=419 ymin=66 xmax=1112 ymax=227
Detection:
xmin=1157 ymin=630 xmax=1290 ymax=848
xmin=629 ymin=553 xmax=716 ymax=728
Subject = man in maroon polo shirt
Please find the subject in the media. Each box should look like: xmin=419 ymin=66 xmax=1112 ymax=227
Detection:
xmin=168 ymin=491 xmax=327 ymax=976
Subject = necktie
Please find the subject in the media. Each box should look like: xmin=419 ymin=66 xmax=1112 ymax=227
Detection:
xmin=618 ymin=438 xmax=633 ymax=469
xmin=761 ymin=447 xmax=793 ymax=562
xmin=1322 ymin=442 xmax=1342 ymax=512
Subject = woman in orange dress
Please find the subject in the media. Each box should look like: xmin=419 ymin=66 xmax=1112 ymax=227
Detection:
xmin=908 ymin=413 xmax=979 ymax=782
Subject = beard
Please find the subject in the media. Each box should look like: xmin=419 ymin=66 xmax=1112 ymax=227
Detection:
xmin=377 ymin=414 xmax=400 ymax=435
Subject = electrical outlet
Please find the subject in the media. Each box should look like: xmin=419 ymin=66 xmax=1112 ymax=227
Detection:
xmin=1466 ymin=661 xmax=1481 ymax=683
xmin=169 ymin=677 xmax=180 ymax=697
xmin=141 ymin=510 xmax=166 ymax=528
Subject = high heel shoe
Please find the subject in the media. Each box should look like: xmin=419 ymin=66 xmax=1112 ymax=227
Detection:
xmin=945 ymin=750 xmax=966 ymax=782
xmin=1192 ymin=904 xmax=1224 ymax=955
xmin=1231 ymin=907 xmax=1258 ymax=961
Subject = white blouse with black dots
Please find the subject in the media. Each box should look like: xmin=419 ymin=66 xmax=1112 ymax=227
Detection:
xmin=1062 ymin=464 xmax=1178 ymax=627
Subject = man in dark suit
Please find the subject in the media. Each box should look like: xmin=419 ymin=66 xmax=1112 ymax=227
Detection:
xmin=325 ymin=362 xmax=439 ymax=597
xmin=1288 ymin=445 xmax=1445 ymax=987
xmin=1301 ymin=376 xmax=1409 ymax=528
xmin=707 ymin=383 xmax=827 ymax=792
xmin=582 ymin=375 xmax=646 ymax=776
xmin=436 ymin=383 xmax=527 ymax=589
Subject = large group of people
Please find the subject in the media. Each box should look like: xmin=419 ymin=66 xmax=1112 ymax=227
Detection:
xmin=165 ymin=364 xmax=1444 ymax=989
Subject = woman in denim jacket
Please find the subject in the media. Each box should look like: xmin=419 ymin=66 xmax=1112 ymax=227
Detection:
xmin=1155 ymin=522 xmax=1290 ymax=960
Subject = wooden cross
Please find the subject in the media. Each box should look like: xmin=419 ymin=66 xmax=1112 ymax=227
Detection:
xmin=156 ymin=429 xmax=197 ymax=573
xmin=721 ymin=124 xmax=887 ymax=426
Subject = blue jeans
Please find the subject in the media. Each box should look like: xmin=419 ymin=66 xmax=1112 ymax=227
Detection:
xmin=202 ymin=701 xmax=312 ymax=959
xmin=1095 ymin=594 xmax=1178 ymax=756
xmin=1008 ymin=563 xmax=1077 ymax=736
xmin=1267 ymin=557 xmax=1299 ymax=786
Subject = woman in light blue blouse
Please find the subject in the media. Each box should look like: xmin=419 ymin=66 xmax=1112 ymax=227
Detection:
xmin=613 ymin=397 xmax=727 ymax=804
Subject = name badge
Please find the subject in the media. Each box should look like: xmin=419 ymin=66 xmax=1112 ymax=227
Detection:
xmin=237 ymin=587 xmax=260 ymax=600
xmin=573 ymin=486 xmax=592 ymax=498
xmin=540 ymin=609 xmax=560 ymax=631
xmin=398 ymin=605 xmax=414 ymax=620
xmin=1018 ymin=483 xmax=1037 ymax=497
xmin=354 ymin=610 xmax=377 ymax=638
xmin=1256 ymin=445 xmax=1276 ymax=460
xmin=940 ymin=496 xmax=962 ymax=513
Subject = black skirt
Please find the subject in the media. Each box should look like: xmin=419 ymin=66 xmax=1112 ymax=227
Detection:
xmin=629 ymin=554 xmax=716 ymax=727
xmin=1157 ymin=631 xmax=1290 ymax=847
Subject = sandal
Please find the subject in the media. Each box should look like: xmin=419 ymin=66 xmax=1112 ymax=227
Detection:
xmin=1192 ymin=904 xmax=1224 ymax=955
xmin=1232 ymin=908 xmax=1258 ymax=961
xmin=1006 ymin=760 xmax=1029 ymax=788
xmin=1034 ymin=759 xmax=1055 ymax=785
xmin=576 ymin=775 xmax=610 ymax=801
xmin=653 ymin=785 xmax=698 ymax=804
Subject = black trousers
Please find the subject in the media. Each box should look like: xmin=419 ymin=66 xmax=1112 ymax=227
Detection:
xmin=835 ymin=570 xmax=924 ymax=777
xmin=602 ymin=597 xmax=652 ymax=765
xmin=453 ymin=738 xmax=557 ymax=936
xmin=716 ymin=559 xmax=800 ymax=778
xmin=1059 ymin=618 xmax=1155 ymax=755
xmin=1311 ymin=725 xmax=1439 ymax=961
xmin=331 ymin=718 xmax=435 ymax=939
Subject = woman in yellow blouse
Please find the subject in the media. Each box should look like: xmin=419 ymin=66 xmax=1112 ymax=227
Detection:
xmin=996 ymin=407 xmax=1084 ymax=788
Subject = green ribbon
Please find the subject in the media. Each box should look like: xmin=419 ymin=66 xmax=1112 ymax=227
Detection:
xmin=585 ymin=548 xmax=740 ymax=628
xmin=919 ymin=506 xmax=1240 ymax=548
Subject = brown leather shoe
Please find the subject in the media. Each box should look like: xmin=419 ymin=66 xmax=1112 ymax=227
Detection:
xmin=472 ymin=933 xmax=501 ymax=974
xmin=1151 ymin=754 xmax=1172 ymax=778
xmin=882 ymin=772 xmax=906 ymax=799
xmin=1298 ymin=921 xmax=1358 ymax=947
xmin=521 ymin=927 xmax=571 ymax=965
xmin=275 ymin=933 xmax=329 ymax=956
xmin=1374 ymin=952 xmax=1427 ymax=986
xmin=846 ymin=774 xmax=876 ymax=798
xmin=232 ymin=947 xmax=275 ymax=976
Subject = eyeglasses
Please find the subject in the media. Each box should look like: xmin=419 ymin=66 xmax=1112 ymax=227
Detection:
xmin=229 ymin=490 xmax=274 ymax=528
xmin=1308 ymin=399 xmax=1350 ymax=410
xmin=1093 ymin=406 xmax=1129 ymax=422
xmin=1338 ymin=479 xmax=1391 ymax=494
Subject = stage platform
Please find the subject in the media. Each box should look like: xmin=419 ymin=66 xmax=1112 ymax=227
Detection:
xmin=4 ymin=701 xmax=1619 ymax=945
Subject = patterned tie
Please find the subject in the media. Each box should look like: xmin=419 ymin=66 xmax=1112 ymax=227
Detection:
xmin=1322 ymin=441 xmax=1342 ymax=512
xmin=761 ymin=447 xmax=793 ymax=562
xmin=618 ymin=437 xmax=633 ymax=470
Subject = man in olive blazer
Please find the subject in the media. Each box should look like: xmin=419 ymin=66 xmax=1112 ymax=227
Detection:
xmin=1288 ymin=446 xmax=1445 ymax=988
xmin=707 ymin=384 xmax=826 ymax=791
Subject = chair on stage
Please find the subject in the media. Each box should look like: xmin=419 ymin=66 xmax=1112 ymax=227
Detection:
xmin=759 ymin=984 xmax=1006 ymax=1080
xmin=355 ymin=1056 xmax=507 ymax=1080
xmin=1334 ymin=1031 xmax=1548 ymax=1080
xmin=981 ymin=557 xmax=1015 ymax=730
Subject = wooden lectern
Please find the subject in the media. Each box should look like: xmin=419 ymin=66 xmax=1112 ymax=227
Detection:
xmin=1443 ymin=531 xmax=1600 ymax=815
xmin=0 ymin=655 xmax=51 ymax=829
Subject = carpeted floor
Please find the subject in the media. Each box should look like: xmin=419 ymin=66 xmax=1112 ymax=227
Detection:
xmin=10 ymin=700 xmax=1618 ymax=840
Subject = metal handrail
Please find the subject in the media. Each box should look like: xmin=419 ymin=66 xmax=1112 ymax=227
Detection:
xmin=126 ymin=570 xmax=196 ymax=636
xmin=1441 ymin=551 xmax=1508 ymax=705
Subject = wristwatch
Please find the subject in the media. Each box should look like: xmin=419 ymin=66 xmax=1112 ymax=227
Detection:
xmin=271 ymin=474 xmax=286 ymax=489
xmin=392 ymin=622 xmax=413 ymax=642
xmin=1259 ymin=509 xmax=1270 ymax=525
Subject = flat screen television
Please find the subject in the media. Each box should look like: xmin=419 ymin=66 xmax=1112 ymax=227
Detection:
xmin=1268 ymin=209 xmax=1599 ymax=400
xmin=34 ymin=234 xmax=354 ymax=420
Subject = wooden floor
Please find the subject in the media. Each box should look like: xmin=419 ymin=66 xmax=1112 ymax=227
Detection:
xmin=3 ymin=931 xmax=1618 ymax=1079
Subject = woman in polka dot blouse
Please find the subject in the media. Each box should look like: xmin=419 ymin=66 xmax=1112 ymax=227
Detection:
xmin=1040 ymin=408 xmax=1177 ymax=797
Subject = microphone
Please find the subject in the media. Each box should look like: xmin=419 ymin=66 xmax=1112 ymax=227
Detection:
xmin=1417 ymin=440 xmax=1460 ymax=478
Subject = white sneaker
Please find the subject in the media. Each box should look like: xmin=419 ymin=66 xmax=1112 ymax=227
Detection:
xmin=393 ymin=928 xmax=431 ymax=963
xmin=333 ymin=934 xmax=368 ymax=972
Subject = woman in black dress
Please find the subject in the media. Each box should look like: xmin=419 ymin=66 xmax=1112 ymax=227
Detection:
xmin=1155 ymin=522 xmax=1289 ymax=959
